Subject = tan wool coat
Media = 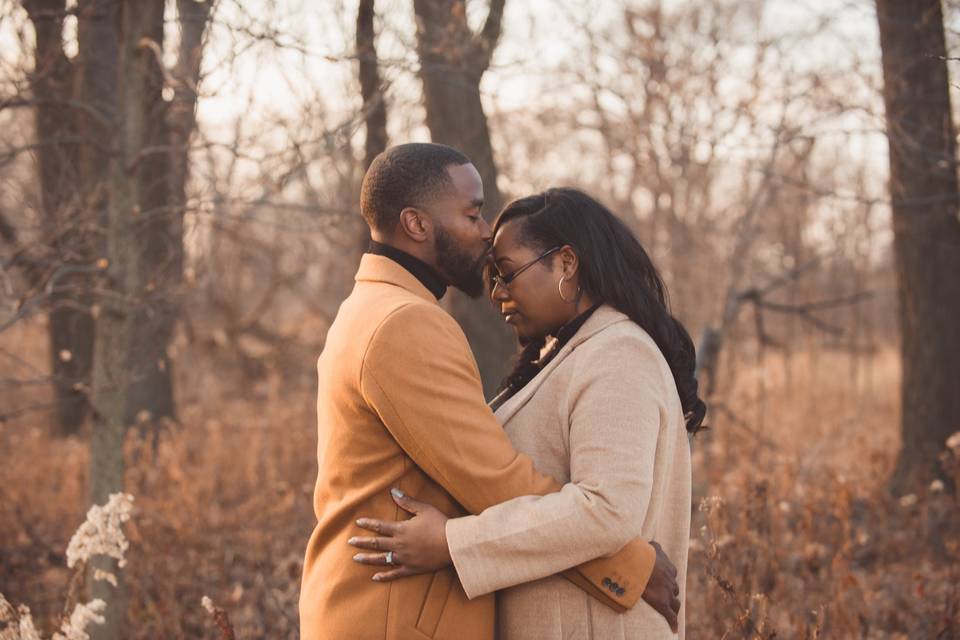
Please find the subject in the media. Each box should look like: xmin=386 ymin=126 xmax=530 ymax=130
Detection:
xmin=446 ymin=305 xmax=692 ymax=640
xmin=299 ymin=255 xmax=657 ymax=640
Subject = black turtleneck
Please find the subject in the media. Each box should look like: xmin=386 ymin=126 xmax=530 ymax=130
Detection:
xmin=367 ymin=241 xmax=447 ymax=300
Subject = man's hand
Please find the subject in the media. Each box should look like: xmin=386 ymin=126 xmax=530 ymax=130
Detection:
xmin=348 ymin=488 xmax=451 ymax=581
xmin=642 ymin=540 xmax=680 ymax=633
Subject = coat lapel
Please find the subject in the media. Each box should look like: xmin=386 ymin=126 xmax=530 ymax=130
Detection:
xmin=493 ymin=305 xmax=631 ymax=425
xmin=354 ymin=253 xmax=440 ymax=304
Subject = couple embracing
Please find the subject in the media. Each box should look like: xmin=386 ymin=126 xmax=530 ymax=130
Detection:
xmin=299 ymin=143 xmax=705 ymax=640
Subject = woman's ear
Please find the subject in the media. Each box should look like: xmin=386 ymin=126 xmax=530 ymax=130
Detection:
xmin=558 ymin=245 xmax=580 ymax=278
xmin=398 ymin=207 xmax=430 ymax=243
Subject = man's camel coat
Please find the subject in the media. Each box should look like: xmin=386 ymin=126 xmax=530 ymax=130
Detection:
xmin=299 ymin=254 xmax=655 ymax=640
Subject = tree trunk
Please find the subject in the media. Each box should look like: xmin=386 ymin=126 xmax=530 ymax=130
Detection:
xmin=413 ymin=0 xmax=514 ymax=396
xmin=357 ymin=0 xmax=387 ymax=172
xmin=876 ymin=0 xmax=960 ymax=494
xmin=354 ymin=0 xmax=384 ymax=259
xmin=119 ymin=0 xmax=176 ymax=428
xmin=133 ymin=0 xmax=212 ymax=425
xmin=25 ymin=0 xmax=96 ymax=436
xmin=85 ymin=2 xmax=169 ymax=637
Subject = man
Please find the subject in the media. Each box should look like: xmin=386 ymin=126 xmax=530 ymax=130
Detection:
xmin=299 ymin=143 xmax=679 ymax=639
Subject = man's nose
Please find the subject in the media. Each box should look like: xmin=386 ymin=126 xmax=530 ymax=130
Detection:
xmin=479 ymin=217 xmax=493 ymax=242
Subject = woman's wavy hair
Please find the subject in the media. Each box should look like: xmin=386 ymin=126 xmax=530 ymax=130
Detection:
xmin=492 ymin=187 xmax=707 ymax=434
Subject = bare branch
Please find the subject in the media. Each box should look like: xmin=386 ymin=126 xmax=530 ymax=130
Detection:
xmin=471 ymin=0 xmax=506 ymax=73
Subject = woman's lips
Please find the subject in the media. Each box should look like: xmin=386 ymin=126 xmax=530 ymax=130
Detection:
xmin=502 ymin=311 xmax=519 ymax=324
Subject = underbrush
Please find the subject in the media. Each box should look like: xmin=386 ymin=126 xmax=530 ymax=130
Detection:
xmin=1 ymin=321 xmax=957 ymax=638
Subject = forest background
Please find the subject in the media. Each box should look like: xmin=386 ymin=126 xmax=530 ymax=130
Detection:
xmin=0 ymin=0 xmax=959 ymax=638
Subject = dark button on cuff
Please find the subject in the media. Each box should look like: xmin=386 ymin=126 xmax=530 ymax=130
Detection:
xmin=616 ymin=587 xmax=626 ymax=597
xmin=602 ymin=577 xmax=612 ymax=588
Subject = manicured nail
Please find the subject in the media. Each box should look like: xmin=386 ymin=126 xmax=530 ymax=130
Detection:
xmin=372 ymin=575 xmax=382 ymax=581
xmin=356 ymin=519 xmax=367 ymax=526
xmin=352 ymin=554 xmax=362 ymax=561
xmin=390 ymin=487 xmax=405 ymax=499
xmin=348 ymin=537 xmax=357 ymax=545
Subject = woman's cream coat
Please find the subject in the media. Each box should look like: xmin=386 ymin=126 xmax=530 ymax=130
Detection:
xmin=446 ymin=305 xmax=692 ymax=639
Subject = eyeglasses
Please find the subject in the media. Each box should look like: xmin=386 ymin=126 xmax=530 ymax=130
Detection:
xmin=490 ymin=246 xmax=561 ymax=290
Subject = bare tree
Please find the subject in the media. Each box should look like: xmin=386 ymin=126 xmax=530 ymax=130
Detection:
xmin=120 ymin=0 xmax=212 ymax=428
xmin=22 ymin=0 xmax=94 ymax=436
xmin=352 ymin=0 xmax=386 ymax=260
xmin=83 ymin=2 xmax=165 ymax=635
xmin=876 ymin=0 xmax=960 ymax=493
xmin=357 ymin=0 xmax=387 ymax=171
xmin=413 ymin=0 xmax=513 ymax=394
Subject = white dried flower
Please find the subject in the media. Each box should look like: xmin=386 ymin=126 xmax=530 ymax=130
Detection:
xmin=92 ymin=569 xmax=117 ymax=587
xmin=0 ymin=595 xmax=27 ymax=640
xmin=0 ymin=593 xmax=14 ymax=622
xmin=898 ymin=493 xmax=918 ymax=508
xmin=947 ymin=431 xmax=960 ymax=451
xmin=17 ymin=605 xmax=41 ymax=640
xmin=929 ymin=479 xmax=945 ymax=493
xmin=65 ymin=494 xmax=134 ymax=569
xmin=201 ymin=596 xmax=215 ymax=615
xmin=698 ymin=495 xmax=725 ymax=512
xmin=51 ymin=599 xmax=106 ymax=640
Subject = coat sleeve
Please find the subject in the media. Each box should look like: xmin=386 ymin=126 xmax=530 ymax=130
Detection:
xmin=360 ymin=304 xmax=654 ymax=611
xmin=444 ymin=329 xmax=665 ymax=605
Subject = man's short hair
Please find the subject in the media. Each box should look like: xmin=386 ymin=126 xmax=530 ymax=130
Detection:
xmin=360 ymin=143 xmax=471 ymax=233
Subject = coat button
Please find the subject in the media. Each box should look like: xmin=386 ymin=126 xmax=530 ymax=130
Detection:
xmin=616 ymin=587 xmax=626 ymax=597
xmin=602 ymin=577 xmax=612 ymax=588
xmin=609 ymin=581 xmax=619 ymax=592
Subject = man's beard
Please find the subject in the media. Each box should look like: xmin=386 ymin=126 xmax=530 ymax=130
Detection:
xmin=435 ymin=225 xmax=489 ymax=298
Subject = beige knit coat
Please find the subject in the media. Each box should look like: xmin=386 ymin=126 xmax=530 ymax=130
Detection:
xmin=446 ymin=305 xmax=691 ymax=639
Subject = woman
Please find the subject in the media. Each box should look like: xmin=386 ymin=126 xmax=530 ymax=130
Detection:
xmin=349 ymin=188 xmax=705 ymax=638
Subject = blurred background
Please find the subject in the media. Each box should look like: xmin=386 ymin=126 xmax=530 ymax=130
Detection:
xmin=0 ymin=0 xmax=958 ymax=638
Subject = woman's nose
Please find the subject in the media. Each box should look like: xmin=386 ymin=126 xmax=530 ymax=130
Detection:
xmin=490 ymin=280 xmax=510 ymax=302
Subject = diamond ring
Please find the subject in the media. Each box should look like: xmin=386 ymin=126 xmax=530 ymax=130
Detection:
xmin=385 ymin=551 xmax=395 ymax=565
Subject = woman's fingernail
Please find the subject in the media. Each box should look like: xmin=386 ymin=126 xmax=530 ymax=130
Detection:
xmin=390 ymin=487 xmax=404 ymax=499
xmin=348 ymin=537 xmax=357 ymax=545
xmin=356 ymin=519 xmax=367 ymax=526
xmin=353 ymin=554 xmax=362 ymax=561
xmin=372 ymin=575 xmax=382 ymax=581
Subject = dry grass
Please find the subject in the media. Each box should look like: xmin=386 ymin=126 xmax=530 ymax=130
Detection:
xmin=1 ymin=319 xmax=958 ymax=639
xmin=688 ymin=348 xmax=960 ymax=639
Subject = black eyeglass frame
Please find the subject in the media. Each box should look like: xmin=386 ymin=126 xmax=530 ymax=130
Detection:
xmin=490 ymin=246 xmax=562 ymax=290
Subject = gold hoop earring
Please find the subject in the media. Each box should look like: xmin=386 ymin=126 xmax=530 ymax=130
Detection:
xmin=558 ymin=275 xmax=580 ymax=303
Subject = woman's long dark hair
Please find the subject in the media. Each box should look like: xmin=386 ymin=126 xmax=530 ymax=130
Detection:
xmin=493 ymin=188 xmax=707 ymax=434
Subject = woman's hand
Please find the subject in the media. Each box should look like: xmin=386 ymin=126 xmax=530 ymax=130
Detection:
xmin=348 ymin=488 xmax=451 ymax=581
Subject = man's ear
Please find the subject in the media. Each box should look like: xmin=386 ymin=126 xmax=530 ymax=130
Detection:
xmin=559 ymin=245 xmax=580 ymax=278
xmin=398 ymin=207 xmax=431 ymax=243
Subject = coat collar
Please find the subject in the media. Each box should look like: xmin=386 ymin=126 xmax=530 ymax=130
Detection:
xmin=492 ymin=304 xmax=631 ymax=425
xmin=355 ymin=253 xmax=441 ymax=305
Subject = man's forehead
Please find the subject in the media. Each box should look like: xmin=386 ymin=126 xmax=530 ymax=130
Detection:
xmin=446 ymin=163 xmax=483 ymax=197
